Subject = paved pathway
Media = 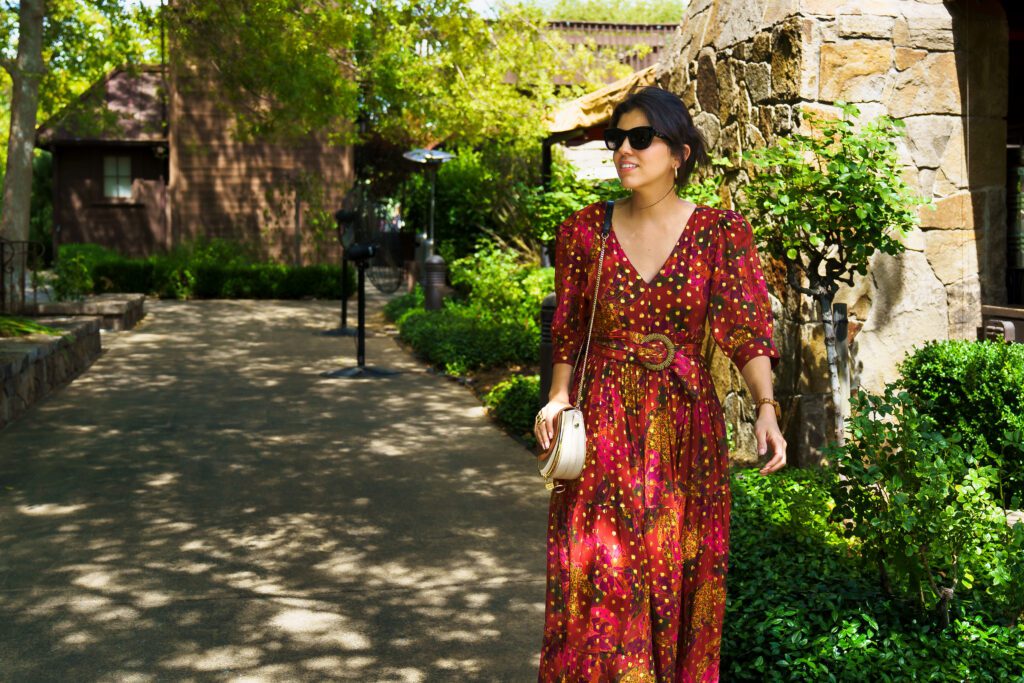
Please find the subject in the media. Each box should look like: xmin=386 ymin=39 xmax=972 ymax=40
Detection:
xmin=0 ymin=291 xmax=549 ymax=682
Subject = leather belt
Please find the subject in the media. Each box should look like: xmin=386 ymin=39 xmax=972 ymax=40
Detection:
xmin=590 ymin=330 xmax=705 ymax=399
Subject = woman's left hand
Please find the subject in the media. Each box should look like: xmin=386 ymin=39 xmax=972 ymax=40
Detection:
xmin=755 ymin=412 xmax=787 ymax=475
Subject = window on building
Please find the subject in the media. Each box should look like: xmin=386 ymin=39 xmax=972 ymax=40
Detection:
xmin=103 ymin=156 xmax=132 ymax=198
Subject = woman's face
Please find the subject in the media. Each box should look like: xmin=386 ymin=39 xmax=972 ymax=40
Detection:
xmin=612 ymin=109 xmax=688 ymax=192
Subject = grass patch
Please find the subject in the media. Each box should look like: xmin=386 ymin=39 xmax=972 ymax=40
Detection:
xmin=0 ymin=315 xmax=64 ymax=338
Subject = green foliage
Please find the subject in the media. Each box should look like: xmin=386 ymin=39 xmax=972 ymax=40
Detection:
xmin=483 ymin=373 xmax=541 ymax=439
xmin=169 ymin=0 xmax=627 ymax=149
xmin=508 ymin=149 xmax=726 ymax=248
xmin=57 ymin=243 xmax=121 ymax=269
xmin=397 ymin=303 xmax=539 ymax=376
xmin=28 ymin=150 xmax=53 ymax=264
xmin=0 ymin=2 xmax=159 ymax=171
xmin=55 ymin=240 xmax=352 ymax=300
xmin=678 ymin=155 xmax=730 ymax=209
xmin=448 ymin=238 xmax=554 ymax=327
xmin=824 ymin=384 xmax=1024 ymax=627
xmin=398 ymin=140 xmax=726 ymax=265
xmin=739 ymin=102 xmax=930 ymax=301
xmin=724 ymin=467 xmax=1024 ymax=681
xmin=528 ymin=0 xmax=691 ymax=24
xmin=398 ymin=145 xmax=506 ymax=259
xmin=515 ymin=152 xmax=621 ymax=246
xmin=897 ymin=339 xmax=1024 ymax=508
xmin=0 ymin=315 xmax=62 ymax=338
xmin=52 ymin=252 xmax=93 ymax=302
xmin=383 ymin=284 xmax=425 ymax=323
xmin=388 ymin=242 xmax=542 ymax=375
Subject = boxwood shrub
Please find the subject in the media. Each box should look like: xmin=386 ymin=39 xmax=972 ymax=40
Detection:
xmin=723 ymin=468 xmax=1024 ymax=681
xmin=397 ymin=303 xmax=538 ymax=375
xmin=483 ymin=373 xmax=541 ymax=438
xmin=897 ymin=340 xmax=1024 ymax=507
xmin=57 ymin=241 xmax=354 ymax=300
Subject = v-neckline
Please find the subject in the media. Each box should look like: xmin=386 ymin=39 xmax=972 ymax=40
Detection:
xmin=607 ymin=202 xmax=703 ymax=286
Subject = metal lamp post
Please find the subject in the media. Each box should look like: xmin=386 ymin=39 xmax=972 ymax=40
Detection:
xmin=402 ymin=148 xmax=454 ymax=285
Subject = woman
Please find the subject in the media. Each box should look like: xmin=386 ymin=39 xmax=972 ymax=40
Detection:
xmin=534 ymin=86 xmax=786 ymax=682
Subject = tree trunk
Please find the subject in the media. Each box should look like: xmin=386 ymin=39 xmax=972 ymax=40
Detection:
xmin=818 ymin=292 xmax=845 ymax=447
xmin=0 ymin=0 xmax=47 ymax=252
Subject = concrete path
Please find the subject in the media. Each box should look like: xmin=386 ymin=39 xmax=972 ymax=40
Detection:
xmin=0 ymin=291 xmax=549 ymax=682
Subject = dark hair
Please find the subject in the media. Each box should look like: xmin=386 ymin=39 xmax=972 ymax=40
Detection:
xmin=609 ymin=86 xmax=710 ymax=188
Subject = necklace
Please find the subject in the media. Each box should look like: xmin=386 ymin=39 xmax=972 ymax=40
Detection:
xmin=632 ymin=181 xmax=676 ymax=210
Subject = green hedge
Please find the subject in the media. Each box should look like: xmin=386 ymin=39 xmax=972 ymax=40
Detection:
xmin=396 ymin=304 xmax=538 ymax=376
xmin=723 ymin=468 xmax=1024 ymax=681
xmin=58 ymin=241 xmax=355 ymax=300
xmin=483 ymin=373 xmax=540 ymax=437
xmin=898 ymin=340 xmax=1024 ymax=507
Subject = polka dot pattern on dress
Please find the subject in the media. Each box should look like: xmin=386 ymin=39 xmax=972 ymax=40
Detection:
xmin=540 ymin=200 xmax=781 ymax=682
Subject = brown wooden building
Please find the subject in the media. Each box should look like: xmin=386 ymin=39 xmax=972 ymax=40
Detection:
xmin=36 ymin=63 xmax=354 ymax=263
xmin=547 ymin=20 xmax=679 ymax=81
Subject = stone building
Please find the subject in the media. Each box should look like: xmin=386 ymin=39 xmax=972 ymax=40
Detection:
xmin=550 ymin=0 xmax=1022 ymax=464
xmin=665 ymin=0 xmax=1021 ymax=464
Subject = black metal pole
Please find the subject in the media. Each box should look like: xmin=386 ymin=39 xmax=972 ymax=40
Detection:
xmin=357 ymin=259 xmax=366 ymax=367
xmin=341 ymin=258 xmax=349 ymax=328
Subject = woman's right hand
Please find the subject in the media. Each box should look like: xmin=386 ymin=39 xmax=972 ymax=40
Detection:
xmin=535 ymin=399 xmax=572 ymax=457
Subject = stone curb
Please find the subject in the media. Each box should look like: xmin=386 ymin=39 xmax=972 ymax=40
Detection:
xmin=27 ymin=293 xmax=146 ymax=331
xmin=0 ymin=317 xmax=103 ymax=432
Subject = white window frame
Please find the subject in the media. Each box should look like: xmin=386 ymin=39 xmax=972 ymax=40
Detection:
xmin=103 ymin=155 xmax=132 ymax=199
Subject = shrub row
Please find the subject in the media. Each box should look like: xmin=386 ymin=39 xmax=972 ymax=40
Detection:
xmin=56 ymin=242 xmax=354 ymax=300
xmin=92 ymin=260 xmax=351 ymax=300
xmin=396 ymin=303 xmax=538 ymax=376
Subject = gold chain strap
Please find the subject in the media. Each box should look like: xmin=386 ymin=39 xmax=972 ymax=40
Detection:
xmin=571 ymin=204 xmax=611 ymax=407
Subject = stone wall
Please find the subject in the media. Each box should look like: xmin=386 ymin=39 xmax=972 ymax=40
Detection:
xmin=656 ymin=0 xmax=1007 ymax=464
xmin=0 ymin=318 xmax=102 ymax=432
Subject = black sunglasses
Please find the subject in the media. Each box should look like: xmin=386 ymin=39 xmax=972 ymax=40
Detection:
xmin=603 ymin=126 xmax=670 ymax=151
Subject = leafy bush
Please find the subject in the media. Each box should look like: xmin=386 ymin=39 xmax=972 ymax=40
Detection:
xmin=397 ymin=302 xmax=539 ymax=375
xmin=723 ymin=467 xmax=1024 ymax=681
xmin=52 ymin=253 xmax=93 ymax=301
xmin=898 ymin=339 xmax=1024 ymax=508
xmin=483 ymin=373 xmax=540 ymax=438
xmin=58 ymin=243 xmax=121 ymax=271
xmin=825 ymin=384 xmax=1024 ymax=628
xmin=92 ymin=259 xmax=156 ymax=295
xmin=383 ymin=284 xmax=425 ymax=323
xmin=56 ymin=241 xmax=352 ymax=300
xmin=392 ymin=237 xmax=552 ymax=376
xmin=398 ymin=145 xmax=505 ymax=259
xmin=448 ymin=238 xmax=554 ymax=328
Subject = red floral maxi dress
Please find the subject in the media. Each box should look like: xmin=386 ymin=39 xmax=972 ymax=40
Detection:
xmin=538 ymin=200 xmax=781 ymax=683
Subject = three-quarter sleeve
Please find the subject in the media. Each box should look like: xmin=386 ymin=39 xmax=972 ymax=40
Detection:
xmin=708 ymin=210 xmax=781 ymax=372
xmin=550 ymin=210 xmax=591 ymax=365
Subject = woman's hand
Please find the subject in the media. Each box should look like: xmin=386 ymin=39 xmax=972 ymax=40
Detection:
xmin=755 ymin=409 xmax=787 ymax=475
xmin=535 ymin=399 xmax=572 ymax=456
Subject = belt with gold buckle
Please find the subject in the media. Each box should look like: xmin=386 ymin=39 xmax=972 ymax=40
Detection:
xmin=638 ymin=332 xmax=675 ymax=371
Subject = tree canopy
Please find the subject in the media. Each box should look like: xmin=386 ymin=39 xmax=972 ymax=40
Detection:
xmin=167 ymin=0 xmax=633 ymax=150
xmin=0 ymin=0 xmax=158 ymax=172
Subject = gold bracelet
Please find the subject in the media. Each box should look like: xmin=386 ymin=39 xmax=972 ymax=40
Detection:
xmin=756 ymin=397 xmax=781 ymax=420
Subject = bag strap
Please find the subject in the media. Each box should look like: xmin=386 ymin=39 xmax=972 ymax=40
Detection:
xmin=571 ymin=200 xmax=614 ymax=407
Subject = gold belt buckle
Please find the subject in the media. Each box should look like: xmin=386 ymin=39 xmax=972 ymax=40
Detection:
xmin=639 ymin=332 xmax=675 ymax=371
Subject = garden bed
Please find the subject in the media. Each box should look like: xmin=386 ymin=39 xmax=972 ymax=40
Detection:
xmin=0 ymin=317 xmax=102 ymax=431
